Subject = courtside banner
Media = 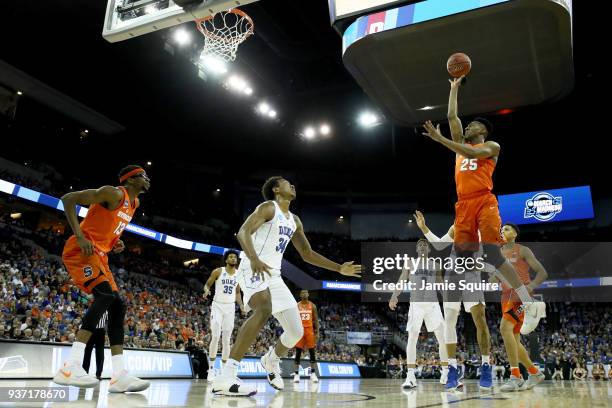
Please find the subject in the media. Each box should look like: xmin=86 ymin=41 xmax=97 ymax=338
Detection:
xmin=211 ymin=357 xmax=361 ymax=378
xmin=0 ymin=341 xmax=193 ymax=379
xmin=361 ymin=242 xmax=612 ymax=303
xmin=317 ymin=362 xmax=361 ymax=378
xmin=498 ymin=186 xmax=594 ymax=225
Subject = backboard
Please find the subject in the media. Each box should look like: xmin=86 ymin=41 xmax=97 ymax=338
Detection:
xmin=103 ymin=0 xmax=259 ymax=43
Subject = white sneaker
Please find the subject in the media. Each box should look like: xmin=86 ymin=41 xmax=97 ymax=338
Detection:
xmin=260 ymin=347 xmax=284 ymax=390
xmin=207 ymin=367 xmax=216 ymax=383
xmin=521 ymin=371 xmax=545 ymax=390
xmin=500 ymin=375 xmax=525 ymax=392
xmin=108 ymin=370 xmax=150 ymax=393
xmin=402 ymin=372 xmax=417 ymax=389
xmin=520 ymin=302 xmax=546 ymax=335
xmin=53 ymin=361 xmax=99 ymax=388
xmin=310 ymin=372 xmax=319 ymax=383
xmin=293 ymin=373 xmax=300 ymax=383
xmin=211 ymin=369 xmax=257 ymax=397
xmin=440 ymin=368 xmax=449 ymax=385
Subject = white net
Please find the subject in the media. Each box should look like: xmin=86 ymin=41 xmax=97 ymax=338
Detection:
xmin=196 ymin=9 xmax=254 ymax=62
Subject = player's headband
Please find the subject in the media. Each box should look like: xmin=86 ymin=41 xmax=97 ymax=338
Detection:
xmin=119 ymin=168 xmax=145 ymax=183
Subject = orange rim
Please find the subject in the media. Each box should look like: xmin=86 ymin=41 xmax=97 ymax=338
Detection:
xmin=195 ymin=8 xmax=254 ymax=41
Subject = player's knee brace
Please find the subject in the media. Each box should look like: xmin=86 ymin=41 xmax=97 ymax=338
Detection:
xmin=444 ymin=308 xmax=459 ymax=344
xmin=107 ymin=295 xmax=126 ymax=346
xmin=483 ymin=244 xmax=505 ymax=268
xmin=81 ymin=282 xmax=115 ymax=332
xmin=309 ymin=348 xmax=316 ymax=363
xmin=295 ymin=348 xmax=302 ymax=363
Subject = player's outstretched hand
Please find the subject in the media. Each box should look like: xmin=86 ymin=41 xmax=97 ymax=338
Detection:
xmin=76 ymin=235 xmax=95 ymax=257
xmin=422 ymin=121 xmax=443 ymax=142
xmin=389 ymin=297 xmax=398 ymax=311
xmin=251 ymin=258 xmax=272 ymax=281
xmin=414 ymin=210 xmax=428 ymax=232
xmin=449 ymin=75 xmax=465 ymax=89
xmin=339 ymin=261 xmax=361 ymax=278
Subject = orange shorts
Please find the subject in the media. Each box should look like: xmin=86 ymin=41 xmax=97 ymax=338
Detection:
xmin=502 ymin=301 xmax=524 ymax=334
xmin=295 ymin=328 xmax=316 ymax=350
xmin=62 ymin=236 xmax=118 ymax=294
xmin=454 ymin=192 xmax=503 ymax=252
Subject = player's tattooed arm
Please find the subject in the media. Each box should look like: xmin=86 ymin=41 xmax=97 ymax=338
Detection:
xmin=61 ymin=186 xmax=123 ymax=256
xmin=422 ymin=120 xmax=500 ymax=159
xmin=236 ymin=201 xmax=275 ymax=277
xmin=520 ymin=246 xmax=548 ymax=292
xmin=203 ymin=268 xmax=222 ymax=299
xmin=448 ymin=76 xmax=465 ymax=142
xmin=291 ymin=215 xmax=361 ymax=278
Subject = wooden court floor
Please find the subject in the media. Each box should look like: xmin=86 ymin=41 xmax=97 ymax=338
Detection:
xmin=1 ymin=378 xmax=609 ymax=407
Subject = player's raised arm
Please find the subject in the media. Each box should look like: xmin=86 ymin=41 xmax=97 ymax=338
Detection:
xmin=520 ymin=246 xmax=549 ymax=292
xmin=291 ymin=215 xmax=361 ymax=278
xmin=448 ymin=76 xmax=465 ymax=143
xmin=236 ymin=201 xmax=276 ymax=278
xmin=414 ymin=210 xmax=454 ymax=251
xmin=423 ymin=121 xmax=500 ymax=159
xmin=61 ymin=186 xmax=123 ymax=256
xmin=203 ymin=267 xmax=222 ymax=299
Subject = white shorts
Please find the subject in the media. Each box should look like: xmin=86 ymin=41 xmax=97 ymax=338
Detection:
xmin=442 ymin=269 xmax=485 ymax=313
xmin=406 ymin=302 xmax=444 ymax=332
xmin=237 ymin=268 xmax=297 ymax=315
xmin=211 ymin=301 xmax=236 ymax=333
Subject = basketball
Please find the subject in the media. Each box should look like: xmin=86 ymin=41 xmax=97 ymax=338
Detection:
xmin=447 ymin=53 xmax=471 ymax=78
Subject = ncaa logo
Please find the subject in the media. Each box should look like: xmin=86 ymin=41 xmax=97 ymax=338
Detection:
xmin=524 ymin=192 xmax=562 ymax=222
xmin=123 ymin=199 xmax=129 ymax=208
xmin=83 ymin=266 xmax=93 ymax=278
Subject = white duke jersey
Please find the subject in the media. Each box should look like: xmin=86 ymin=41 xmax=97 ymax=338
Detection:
xmin=244 ymin=201 xmax=296 ymax=272
xmin=213 ymin=267 xmax=238 ymax=304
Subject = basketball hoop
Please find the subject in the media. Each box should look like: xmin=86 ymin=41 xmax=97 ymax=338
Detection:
xmin=195 ymin=9 xmax=254 ymax=62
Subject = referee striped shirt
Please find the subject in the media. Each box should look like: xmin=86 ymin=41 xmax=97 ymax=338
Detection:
xmin=96 ymin=311 xmax=108 ymax=329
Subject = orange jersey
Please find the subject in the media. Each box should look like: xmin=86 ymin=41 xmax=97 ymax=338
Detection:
xmin=77 ymin=186 xmax=138 ymax=253
xmin=501 ymin=244 xmax=531 ymax=302
xmin=455 ymin=144 xmax=496 ymax=200
xmin=298 ymin=301 xmax=314 ymax=329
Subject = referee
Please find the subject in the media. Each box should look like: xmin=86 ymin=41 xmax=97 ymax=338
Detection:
xmin=82 ymin=311 xmax=107 ymax=380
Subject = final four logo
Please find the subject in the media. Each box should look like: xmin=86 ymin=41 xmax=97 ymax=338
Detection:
xmin=524 ymin=192 xmax=563 ymax=221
